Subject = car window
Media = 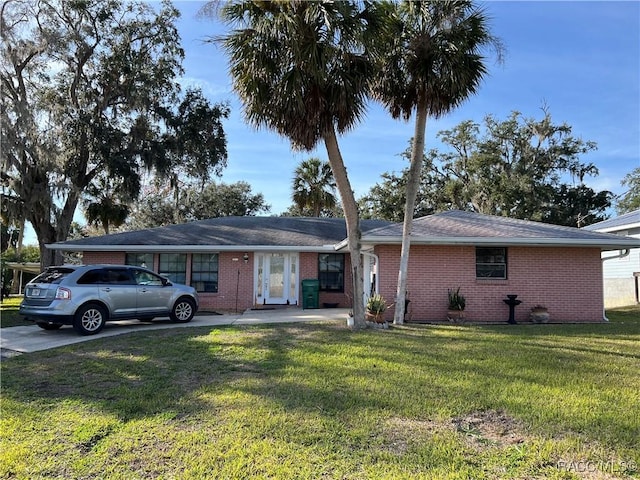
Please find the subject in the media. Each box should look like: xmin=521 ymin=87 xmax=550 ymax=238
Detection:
xmin=77 ymin=269 xmax=105 ymax=285
xmin=104 ymin=269 xmax=135 ymax=285
xmin=31 ymin=267 xmax=76 ymax=284
xmin=133 ymin=269 xmax=164 ymax=286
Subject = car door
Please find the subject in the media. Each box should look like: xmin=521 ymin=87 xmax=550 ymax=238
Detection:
xmin=98 ymin=268 xmax=138 ymax=318
xmin=132 ymin=268 xmax=172 ymax=316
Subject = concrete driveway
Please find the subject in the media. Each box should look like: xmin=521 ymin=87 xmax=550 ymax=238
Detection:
xmin=0 ymin=308 xmax=350 ymax=358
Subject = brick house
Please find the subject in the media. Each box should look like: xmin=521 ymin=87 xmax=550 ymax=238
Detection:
xmin=48 ymin=210 xmax=640 ymax=323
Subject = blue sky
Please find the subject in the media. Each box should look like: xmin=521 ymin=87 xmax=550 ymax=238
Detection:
xmin=174 ymin=0 xmax=639 ymax=216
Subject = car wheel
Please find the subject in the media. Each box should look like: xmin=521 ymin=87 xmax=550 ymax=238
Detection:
xmin=36 ymin=322 xmax=63 ymax=331
xmin=170 ymin=298 xmax=195 ymax=323
xmin=73 ymin=303 xmax=106 ymax=335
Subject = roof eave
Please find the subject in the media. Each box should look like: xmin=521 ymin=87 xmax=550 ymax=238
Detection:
xmin=46 ymin=244 xmax=338 ymax=253
xmin=359 ymin=236 xmax=640 ymax=250
xmin=590 ymin=222 xmax=640 ymax=233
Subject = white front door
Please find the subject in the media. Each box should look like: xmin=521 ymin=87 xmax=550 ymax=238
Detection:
xmin=256 ymin=253 xmax=299 ymax=305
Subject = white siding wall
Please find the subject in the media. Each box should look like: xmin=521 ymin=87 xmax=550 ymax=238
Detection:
xmin=601 ymin=228 xmax=640 ymax=308
xmin=602 ymin=247 xmax=640 ymax=278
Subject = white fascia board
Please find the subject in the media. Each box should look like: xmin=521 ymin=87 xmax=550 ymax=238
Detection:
xmin=591 ymin=222 xmax=640 ymax=233
xmin=358 ymin=236 xmax=640 ymax=251
xmin=46 ymin=244 xmax=337 ymax=253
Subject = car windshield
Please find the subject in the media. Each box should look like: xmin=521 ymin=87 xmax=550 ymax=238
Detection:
xmin=31 ymin=267 xmax=76 ymax=284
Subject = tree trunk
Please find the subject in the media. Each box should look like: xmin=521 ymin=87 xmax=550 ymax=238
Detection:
xmin=393 ymin=103 xmax=428 ymax=325
xmin=34 ymin=222 xmax=58 ymax=270
xmin=10 ymin=218 xmax=25 ymax=293
xmin=31 ymin=192 xmax=81 ymax=269
xmin=323 ymin=128 xmax=366 ymax=329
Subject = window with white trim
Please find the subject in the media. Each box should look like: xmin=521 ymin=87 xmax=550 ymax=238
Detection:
xmin=476 ymin=247 xmax=507 ymax=279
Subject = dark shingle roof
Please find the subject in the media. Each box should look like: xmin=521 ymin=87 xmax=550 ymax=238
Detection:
xmin=49 ymin=216 xmax=394 ymax=251
xmin=50 ymin=211 xmax=640 ymax=253
xmin=359 ymin=210 xmax=640 ymax=250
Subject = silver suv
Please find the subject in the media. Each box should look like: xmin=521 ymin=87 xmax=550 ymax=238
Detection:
xmin=20 ymin=265 xmax=199 ymax=335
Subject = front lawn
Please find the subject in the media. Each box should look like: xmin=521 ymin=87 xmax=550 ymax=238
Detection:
xmin=0 ymin=295 xmax=33 ymax=328
xmin=0 ymin=296 xmax=31 ymax=328
xmin=1 ymin=309 xmax=639 ymax=479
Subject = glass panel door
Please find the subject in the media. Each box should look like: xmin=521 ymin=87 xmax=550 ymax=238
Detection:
xmin=267 ymin=253 xmax=285 ymax=301
xmin=255 ymin=253 xmax=299 ymax=305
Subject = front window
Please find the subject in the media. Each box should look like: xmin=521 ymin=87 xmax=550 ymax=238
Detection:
xmin=126 ymin=253 xmax=154 ymax=269
xmin=191 ymin=253 xmax=219 ymax=293
xmin=159 ymin=253 xmax=187 ymax=284
xmin=319 ymin=253 xmax=344 ymax=292
xmin=476 ymin=247 xmax=507 ymax=279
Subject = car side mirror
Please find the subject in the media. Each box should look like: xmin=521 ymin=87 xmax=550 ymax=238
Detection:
xmin=161 ymin=277 xmax=172 ymax=287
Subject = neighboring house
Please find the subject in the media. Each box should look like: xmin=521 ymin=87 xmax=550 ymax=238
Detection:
xmin=583 ymin=209 xmax=640 ymax=308
xmin=48 ymin=210 xmax=640 ymax=323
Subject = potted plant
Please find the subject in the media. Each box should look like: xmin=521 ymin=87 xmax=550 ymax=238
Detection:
xmin=447 ymin=287 xmax=466 ymax=322
xmin=366 ymin=294 xmax=387 ymax=323
xmin=530 ymin=304 xmax=550 ymax=323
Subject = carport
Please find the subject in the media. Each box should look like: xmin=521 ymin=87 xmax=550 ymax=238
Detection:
xmin=5 ymin=262 xmax=41 ymax=295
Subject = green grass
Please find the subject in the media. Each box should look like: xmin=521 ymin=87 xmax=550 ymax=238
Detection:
xmin=0 ymin=296 xmax=31 ymax=327
xmin=1 ymin=307 xmax=639 ymax=479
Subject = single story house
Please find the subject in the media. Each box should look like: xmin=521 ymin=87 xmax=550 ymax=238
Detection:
xmin=583 ymin=209 xmax=640 ymax=308
xmin=48 ymin=210 xmax=640 ymax=323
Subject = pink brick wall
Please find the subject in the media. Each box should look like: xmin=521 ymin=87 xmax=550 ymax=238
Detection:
xmin=79 ymin=245 xmax=604 ymax=322
xmin=80 ymin=251 xmax=354 ymax=311
xmin=374 ymin=245 xmax=604 ymax=323
xmin=206 ymin=252 xmax=254 ymax=312
xmin=299 ymin=252 xmax=353 ymax=308
xmin=83 ymin=252 xmax=126 ymax=265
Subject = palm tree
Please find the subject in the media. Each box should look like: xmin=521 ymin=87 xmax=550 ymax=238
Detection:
xmin=215 ymin=1 xmax=388 ymax=328
xmin=83 ymin=175 xmax=132 ymax=235
xmin=373 ymin=0 xmax=503 ymax=324
xmin=292 ymin=158 xmax=337 ymax=217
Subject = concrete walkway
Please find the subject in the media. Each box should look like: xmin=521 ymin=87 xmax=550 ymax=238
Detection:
xmin=0 ymin=308 xmax=350 ymax=357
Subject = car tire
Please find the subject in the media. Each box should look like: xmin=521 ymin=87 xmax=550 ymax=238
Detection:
xmin=170 ymin=297 xmax=195 ymax=323
xmin=73 ymin=303 xmax=107 ymax=335
xmin=36 ymin=322 xmax=63 ymax=331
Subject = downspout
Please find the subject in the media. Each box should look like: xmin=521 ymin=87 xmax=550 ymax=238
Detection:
xmin=362 ymin=251 xmax=380 ymax=303
xmin=601 ymin=249 xmax=630 ymax=321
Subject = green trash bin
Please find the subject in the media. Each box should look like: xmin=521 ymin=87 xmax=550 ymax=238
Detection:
xmin=301 ymin=279 xmax=320 ymax=309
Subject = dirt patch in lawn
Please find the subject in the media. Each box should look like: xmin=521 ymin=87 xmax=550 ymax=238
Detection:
xmin=451 ymin=409 xmax=528 ymax=449
xmin=382 ymin=411 xmax=631 ymax=480
xmin=383 ymin=410 xmax=528 ymax=454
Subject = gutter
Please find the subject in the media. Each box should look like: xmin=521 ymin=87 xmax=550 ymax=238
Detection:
xmin=362 ymin=250 xmax=380 ymax=299
xmin=354 ymin=236 xmax=640 ymax=250
xmin=601 ymin=249 xmax=630 ymax=322
xmin=587 ymin=222 xmax=640 ymax=234
xmin=45 ymin=244 xmax=338 ymax=253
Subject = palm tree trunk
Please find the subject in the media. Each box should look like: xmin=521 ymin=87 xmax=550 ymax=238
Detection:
xmin=323 ymin=128 xmax=366 ymax=328
xmin=393 ymin=102 xmax=428 ymax=325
